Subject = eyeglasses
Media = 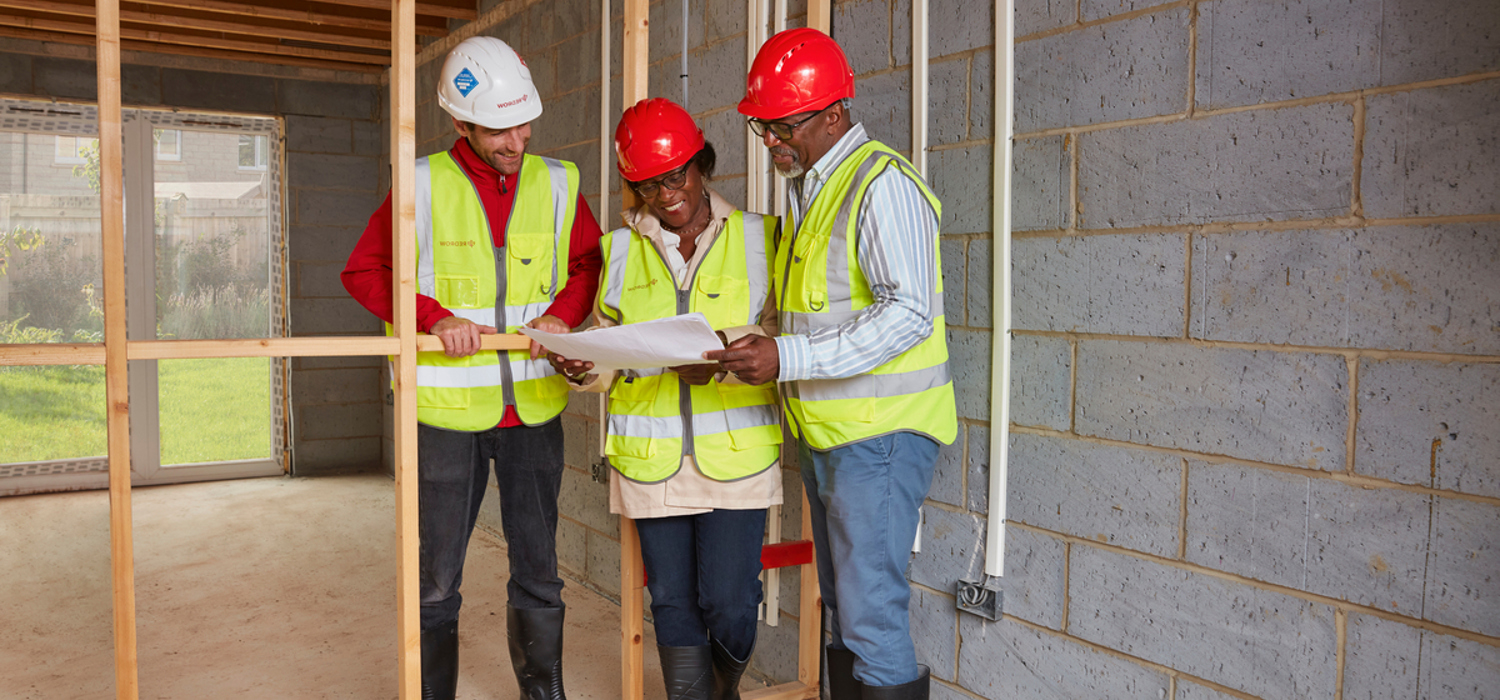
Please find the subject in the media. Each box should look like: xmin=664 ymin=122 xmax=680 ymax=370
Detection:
xmin=747 ymin=103 xmax=834 ymax=141
xmin=631 ymin=164 xmax=691 ymax=198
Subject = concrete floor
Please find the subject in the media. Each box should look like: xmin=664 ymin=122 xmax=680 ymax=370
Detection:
xmin=0 ymin=474 xmax=679 ymax=699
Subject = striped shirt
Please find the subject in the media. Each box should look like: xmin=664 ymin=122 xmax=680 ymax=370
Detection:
xmin=775 ymin=123 xmax=942 ymax=382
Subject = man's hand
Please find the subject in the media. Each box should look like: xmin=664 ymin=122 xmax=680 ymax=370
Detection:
xmin=704 ymin=335 xmax=779 ymax=385
xmin=526 ymin=314 xmax=570 ymax=359
xmin=669 ymin=362 xmax=720 ymax=386
xmin=547 ymin=352 xmax=595 ymax=382
xmin=430 ymin=316 xmax=497 ymax=358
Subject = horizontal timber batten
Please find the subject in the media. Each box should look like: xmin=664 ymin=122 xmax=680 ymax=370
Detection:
xmin=0 ymin=334 xmax=535 ymax=365
xmin=0 ymin=343 xmax=105 ymax=365
xmin=114 ymin=334 xmax=531 ymax=359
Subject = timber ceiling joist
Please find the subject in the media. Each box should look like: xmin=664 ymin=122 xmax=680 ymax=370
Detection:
xmin=0 ymin=0 xmax=478 ymax=73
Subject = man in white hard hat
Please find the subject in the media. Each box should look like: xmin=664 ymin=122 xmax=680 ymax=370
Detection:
xmin=342 ymin=35 xmax=603 ymax=700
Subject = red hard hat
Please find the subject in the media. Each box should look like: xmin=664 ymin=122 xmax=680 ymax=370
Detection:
xmin=615 ymin=98 xmax=705 ymax=181
xmin=738 ymin=28 xmax=855 ymax=120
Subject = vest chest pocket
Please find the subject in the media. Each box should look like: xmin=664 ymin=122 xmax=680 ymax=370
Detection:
xmin=787 ymin=231 xmax=831 ymax=312
xmin=609 ymin=374 xmax=664 ymax=408
xmin=507 ymin=233 xmax=555 ymax=298
xmin=693 ymin=273 xmax=750 ymax=324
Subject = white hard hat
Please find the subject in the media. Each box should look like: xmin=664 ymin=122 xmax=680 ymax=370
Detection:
xmin=437 ymin=36 xmax=542 ymax=130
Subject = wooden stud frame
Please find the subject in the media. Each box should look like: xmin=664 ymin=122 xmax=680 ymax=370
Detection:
xmin=0 ymin=1 xmax=523 ymax=698
xmin=0 ymin=1 xmax=847 ymax=698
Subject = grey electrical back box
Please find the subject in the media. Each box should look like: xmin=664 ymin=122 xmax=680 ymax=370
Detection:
xmin=956 ymin=579 xmax=1002 ymax=621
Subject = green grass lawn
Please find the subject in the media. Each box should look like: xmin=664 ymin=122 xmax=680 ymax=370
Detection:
xmin=0 ymin=357 xmax=271 ymax=465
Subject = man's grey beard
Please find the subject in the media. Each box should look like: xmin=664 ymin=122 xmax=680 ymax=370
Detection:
xmin=773 ymin=163 xmax=805 ymax=179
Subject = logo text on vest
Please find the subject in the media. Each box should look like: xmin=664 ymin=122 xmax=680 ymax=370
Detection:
xmin=439 ymin=240 xmax=478 ymax=247
xmin=626 ymin=279 xmax=659 ymax=292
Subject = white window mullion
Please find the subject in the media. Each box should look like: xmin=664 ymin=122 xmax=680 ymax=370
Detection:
xmin=124 ymin=113 xmax=163 ymax=479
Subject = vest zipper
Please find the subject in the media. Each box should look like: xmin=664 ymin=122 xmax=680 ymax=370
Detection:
xmin=648 ymin=225 xmax=725 ymax=462
xmin=463 ymin=160 xmax=518 ymax=413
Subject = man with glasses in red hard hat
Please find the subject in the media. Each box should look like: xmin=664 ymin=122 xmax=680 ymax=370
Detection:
xmin=342 ymin=35 xmax=602 ymax=700
xmin=708 ymin=27 xmax=956 ymax=700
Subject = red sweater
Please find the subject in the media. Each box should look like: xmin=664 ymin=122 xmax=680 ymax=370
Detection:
xmin=342 ymin=137 xmax=604 ymax=428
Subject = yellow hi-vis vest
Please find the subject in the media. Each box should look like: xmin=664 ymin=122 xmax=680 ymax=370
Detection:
xmin=595 ymin=211 xmax=783 ymax=483
xmin=775 ymin=140 xmax=957 ymax=450
xmin=387 ymin=151 xmax=578 ymax=431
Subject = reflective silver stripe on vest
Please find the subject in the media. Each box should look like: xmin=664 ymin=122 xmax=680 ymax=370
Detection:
xmin=450 ymin=308 xmax=497 ymax=327
xmin=690 ymin=403 xmax=779 ymax=437
xmin=623 ymin=367 xmax=667 ymax=379
xmin=413 ymin=356 xmax=553 ymax=388
xmin=599 ymin=227 xmax=632 ymax=324
xmin=782 ymin=292 xmax=944 ymax=334
xmin=795 ymin=363 xmax=951 ymax=402
xmin=511 ymin=355 xmax=554 ymax=383
xmin=742 ymin=212 xmax=769 ymax=326
xmin=609 ymin=404 xmax=777 ymax=439
xmin=823 ymin=153 xmax=887 ymax=314
xmin=417 ymin=362 xmax=504 ymax=388
xmin=505 ymin=301 xmax=555 ymax=328
xmin=540 ymin=157 xmax=570 ymax=296
xmin=415 ymin=157 xmax=436 ymax=297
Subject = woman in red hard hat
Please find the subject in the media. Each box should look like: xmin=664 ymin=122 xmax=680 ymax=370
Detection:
xmin=548 ymin=98 xmax=781 ymax=700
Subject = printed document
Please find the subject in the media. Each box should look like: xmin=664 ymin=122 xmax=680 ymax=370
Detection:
xmin=519 ymin=313 xmax=721 ymax=373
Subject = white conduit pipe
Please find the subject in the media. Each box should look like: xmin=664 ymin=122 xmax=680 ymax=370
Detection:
xmin=911 ymin=0 xmax=928 ymax=177
xmin=681 ymin=0 xmax=690 ymax=107
xmin=909 ymin=0 xmax=929 ymax=556
xmin=985 ymin=0 xmax=1015 ymax=578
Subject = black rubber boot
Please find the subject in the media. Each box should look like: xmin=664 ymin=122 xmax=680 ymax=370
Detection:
xmin=420 ymin=619 xmax=459 ymax=700
xmin=709 ymin=637 xmax=752 ymax=700
xmin=507 ymin=605 xmax=567 ymax=699
xmin=860 ymin=665 xmax=929 ymax=700
xmin=825 ymin=647 xmax=860 ymax=700
xmin=657 ymin=644 xmax=714 ymax=700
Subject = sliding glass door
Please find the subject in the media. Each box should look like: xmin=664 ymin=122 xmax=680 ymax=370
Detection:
xmin=0 ymin=98 xmax=285 ymax=495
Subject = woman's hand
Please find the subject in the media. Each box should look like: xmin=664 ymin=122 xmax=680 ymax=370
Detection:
xmin=548 ymin=352 xmax=595 ymax=382
xmin=669 ymin=362 xmax=720 ymax=386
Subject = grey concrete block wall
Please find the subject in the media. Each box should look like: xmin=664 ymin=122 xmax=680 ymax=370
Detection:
xmin=1008 ymin=433 xmax=1181 ymax=557
xmin=1191 ymin=224 xmax=1500 ymax=354
xmin=1078 ymin=103 xmax=1355 ymax=228
xmin=1015 ymin=6 xmax=1190 ymax=133
xmin=996 ymin=0 xmax=1500 ymax=690
xmin=956 ymin=616 xmax=1170 ymax=699
xmin=1356 ymin=359 xmax=1500 ymax=497
xmin=1363 ymin=81 xmax=1500 ymax=219
xmin=1195 ymin=0 xmax=1383 ymax=111
xmin=1075 ymin=341 xmax=1350 ymax=469
xmin=1013 ymin=232 xmax=1185 ymax=336
xmin=1185 ymin=462 xmax=1431 ymax=613
xmin=1070 ymin=545 xmax=1340 ymax=698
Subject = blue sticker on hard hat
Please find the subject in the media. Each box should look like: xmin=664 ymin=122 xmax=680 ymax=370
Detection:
xmin=453 ymin=68 xmax=478 ymax=97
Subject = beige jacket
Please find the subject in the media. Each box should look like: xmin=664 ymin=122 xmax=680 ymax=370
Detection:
xmin=571 ymin=189 xmax=783 ymax=518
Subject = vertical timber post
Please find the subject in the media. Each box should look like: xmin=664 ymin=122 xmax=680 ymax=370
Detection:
xmin=619 ymin=4 xmax=649 ymax=698
xmin=807 ymin=0 xmax=830 ymax=33
xmin=390 ymin=0 xmax=421 ymax=697
xmin=98 ymin=0 xmax=139 ymax=697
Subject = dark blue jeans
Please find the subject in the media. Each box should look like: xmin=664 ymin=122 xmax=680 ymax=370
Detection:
xmin=635 ymin=507 xmax=767 ymax=658
xmin=417 ymin=419 xmax=565 ymax=631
